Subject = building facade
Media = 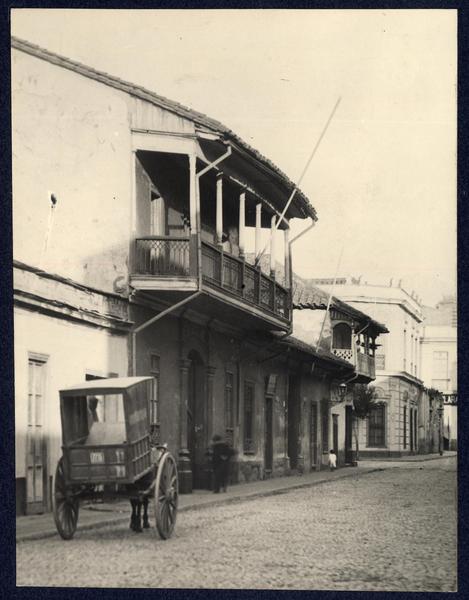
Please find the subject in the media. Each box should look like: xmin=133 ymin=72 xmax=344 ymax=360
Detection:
xmin=13 ymin=37 xmax=363 ymax=515
xmin=307 ymin=278 xmax=434 ymax=458
xmin=420 ymin=297 xmax=457 ymax=450
xmin=292 ymin=284 xmax=388 ymax=465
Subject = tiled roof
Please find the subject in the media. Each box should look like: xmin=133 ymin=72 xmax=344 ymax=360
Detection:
xmin=292 ymin=281 xmax=388 ymax=334
xmin=11 ymin=36 xmax=316 ymax=221
xmin=279 ymin=336 xmax=354 ymax=369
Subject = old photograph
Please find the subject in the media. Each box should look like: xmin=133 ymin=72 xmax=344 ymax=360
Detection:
xmin=12 ymin=8 xmax=457 ymax=591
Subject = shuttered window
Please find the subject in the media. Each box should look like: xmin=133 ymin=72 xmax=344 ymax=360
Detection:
xmin=368 ymin=404 xmax=386 ymax=447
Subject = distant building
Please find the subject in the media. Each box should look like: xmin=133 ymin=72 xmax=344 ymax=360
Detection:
xmin=292 ymin=284 xmax=388 ymax=465
xmin=420 ymin=296 xmax=457 ymax=450
xmin=304 ymin=279 xmax=436 ymax=457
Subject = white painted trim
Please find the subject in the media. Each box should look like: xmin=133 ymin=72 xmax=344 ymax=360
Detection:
xmin=131 ymin=132 xmax=196 ymax=155
xmin=129 ymin=276 xmax=198 ymax=291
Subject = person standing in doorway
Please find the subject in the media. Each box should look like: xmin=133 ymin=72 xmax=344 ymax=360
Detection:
xmin=211 ymin=434 xmax=234 ymax=493
xmin=328 ymin=449 xmax=337 ymax=471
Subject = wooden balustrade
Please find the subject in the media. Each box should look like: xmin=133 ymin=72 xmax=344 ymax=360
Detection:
xmin=135 ymin=237 xmax=191 ymax=276
xmin=133 ymin=237 xmax=290 ymax=321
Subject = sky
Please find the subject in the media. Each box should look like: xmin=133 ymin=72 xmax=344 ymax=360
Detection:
xmin=11 ymin=9 xmax=457 ymax=306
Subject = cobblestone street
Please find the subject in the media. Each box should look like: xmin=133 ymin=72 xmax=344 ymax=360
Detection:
xmin=16 ymin=456 xmax=457 ymax=591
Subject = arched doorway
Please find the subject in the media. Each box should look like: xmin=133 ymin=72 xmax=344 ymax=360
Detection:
xmin=187 ymin=350 xmax=206 ymax=489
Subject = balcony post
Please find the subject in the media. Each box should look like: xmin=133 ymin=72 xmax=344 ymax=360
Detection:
xmin=189 ymin=154 xmax=197 ymax=235
xmin=270 ymin=215 xmax=276 ymax=279
xmin=255 ymin=203 xmax=262 ymax=259
xmin=189 ymin=153 xmax=199 ymax=278
xmin=239 ymin=190 xmax=246 ymax=259
xmin=216 ymin=172 xmax=223 ymax=247
xmin=284 ymin=227 xmax=290 ymax=288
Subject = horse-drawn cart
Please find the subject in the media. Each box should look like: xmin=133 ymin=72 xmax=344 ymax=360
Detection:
xmin=52 ymin=377 xmax=178 ymax=540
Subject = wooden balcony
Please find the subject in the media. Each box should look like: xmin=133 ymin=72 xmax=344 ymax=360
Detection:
xmin=331 ymin=347 xmax=376 ymax=382
xmin=131 ymin=236 xmax=291 ymax=330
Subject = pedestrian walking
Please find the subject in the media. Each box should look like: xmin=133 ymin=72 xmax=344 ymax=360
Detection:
xmin=211 ymin=434 xmax=235 ymax=493
xmin=328 ymin=449 xmax=337 ymax=471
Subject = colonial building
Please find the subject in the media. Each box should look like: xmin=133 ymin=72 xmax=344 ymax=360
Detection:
xmin=307 ymin=278 xmax=432 ymax=458
xmin=13 ymin=37 xmax=362 ymax=516
xmin=420 ymin=296 xmax=457 ymax=450
xmin=292 ymin=284 xmax=388 ymax=465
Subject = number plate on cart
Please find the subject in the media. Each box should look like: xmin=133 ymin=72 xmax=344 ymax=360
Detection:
xmin=90 ymin=451 xmax=105 ymax=464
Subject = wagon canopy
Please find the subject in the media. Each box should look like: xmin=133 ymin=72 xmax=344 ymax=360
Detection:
xmin=59 ymin=376 xmax=153 ymax=397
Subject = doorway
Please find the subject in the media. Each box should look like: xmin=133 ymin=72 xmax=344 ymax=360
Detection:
xmin=264 ymin=396 xmax=273 ymax=474
xmin=345 ymin=405 xmax=354 ymax=464
xmin=310 ymin=402 xmax=318 ymax=469
xmin=188 ymin=350 xmax=206 ymax=489
xmin=332 ymin=414 xmax=339 ymax=456
xmin=287 ymin=376 xmax=300 ymax=470
xmin=26 ymin=357 xmax=48 ymax=515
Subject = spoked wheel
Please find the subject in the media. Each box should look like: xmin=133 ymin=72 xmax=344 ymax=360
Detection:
xmin=153 ymin=452 xmax=178 ymax=539
xmin=52 ymin=457 xmax=79 ymax=540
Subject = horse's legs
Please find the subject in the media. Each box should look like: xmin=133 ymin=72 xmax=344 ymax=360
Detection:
xmin=130 ymin=498 xmax=143 ymax=533
xmin=130 ymin=498 xmax=137 ymax=531
xmin=142 ymin=497 xmax=150 ymax=529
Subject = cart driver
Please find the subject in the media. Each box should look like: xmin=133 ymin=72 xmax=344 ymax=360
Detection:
xmin=87 ymin=396 xmax=99 ymax=430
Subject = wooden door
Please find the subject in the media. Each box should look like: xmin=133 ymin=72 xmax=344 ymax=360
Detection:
xmin=332 ymin=414 xmax=339 ymax=455
xmin=264 ymin=396 xmax=273 ymax=473
xmin=188 ymin=352 xmax=206 ymax=488
xmin=26 ymin=358 xmax=47 ymax=514
xmin=310 ymin=402 xmax=318 ymax=468
xmin=345 ymin=405 xmax=354 ymax=464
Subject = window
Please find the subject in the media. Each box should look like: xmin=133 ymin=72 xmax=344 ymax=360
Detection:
xmin=321 ymin=399 xmax=329 ymax=452
xmin=368 ymin=404 xmax=386 ymax=447
xmin=149 ymin=354 xmax=160 ymax=444
xmin=243 ymin=382 xmax=255 ymax=453
xmin=332 ymin=323 xmax=352 ymax=349
xmin=403 ymin=405 xmax=407 ymax=449
xmin=225 ymin=372 xmax=234 ymax=442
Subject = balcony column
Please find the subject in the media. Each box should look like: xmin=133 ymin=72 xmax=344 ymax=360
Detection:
xmin=239 ymin=190 xmax=246 ymax=259
xmin=284 ymin=227 xmax=291 ymax=288
xmin=189 ymin=154 xmax=197 ymax=234
xmin=255 ymin=203 xmax=262 ymax=259
xmin=270 ymin=215 xmax=276 ymax=279
xmin=178 ymin=358 xmax=192 ymax=493
xmin=216 ymin=172 xmax=223 ymax=246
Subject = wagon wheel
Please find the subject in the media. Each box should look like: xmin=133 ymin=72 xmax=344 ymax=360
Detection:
xmin=52 ymin=457 xmax=79 ymax=540
xmin=153 ymin=452 xmax=178 ymax=539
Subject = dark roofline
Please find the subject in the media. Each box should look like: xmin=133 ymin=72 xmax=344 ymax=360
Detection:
xmin=293 ymin=283 xmax=388 ymax=335
xmin=11 ymin=36 xmax=316 ymax=221
xmin=279 ymin=336 xmax=355 ymax=371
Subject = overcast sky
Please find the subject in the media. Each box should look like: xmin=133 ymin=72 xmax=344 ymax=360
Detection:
xmin=11 ymin=9 xmax=457 ymax=306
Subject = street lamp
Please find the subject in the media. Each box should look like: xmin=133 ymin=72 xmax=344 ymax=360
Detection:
xmin=338 ymin=383 xmax=348 ymax=401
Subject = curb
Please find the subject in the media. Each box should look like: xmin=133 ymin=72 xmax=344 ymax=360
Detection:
xmin=16 ymin=466 xmax=385 ymax=543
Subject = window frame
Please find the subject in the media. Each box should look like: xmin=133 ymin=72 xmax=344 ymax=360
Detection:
xmin=367 ymin=403 xmax=386 ymax=448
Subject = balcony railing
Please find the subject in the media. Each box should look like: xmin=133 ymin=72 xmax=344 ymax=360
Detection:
xmin=357 ymin=353 xmax=376 ymax=379
xmin=135 ymin=237 xmax=190 ymax=276
xmin=133 ymin=237 xmax=290 ymax=322
xmin=331 ymin=346 xmax=376 ymax=380
xmin=201 ymin=241 xmax=290 ymax=320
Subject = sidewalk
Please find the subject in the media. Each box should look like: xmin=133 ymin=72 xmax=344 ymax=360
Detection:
xmin=16 ymin=452 xmax=456 ymax=542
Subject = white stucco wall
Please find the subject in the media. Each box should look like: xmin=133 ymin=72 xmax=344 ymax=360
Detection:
xmin=15 ymin=307 xmax=128 ymax=480
xmin=12 ymin=48 xmax=133 ymax=292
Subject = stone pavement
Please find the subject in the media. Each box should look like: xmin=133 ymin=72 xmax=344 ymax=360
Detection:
xmin=16 ymin=451 xmax=456 ymax=543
